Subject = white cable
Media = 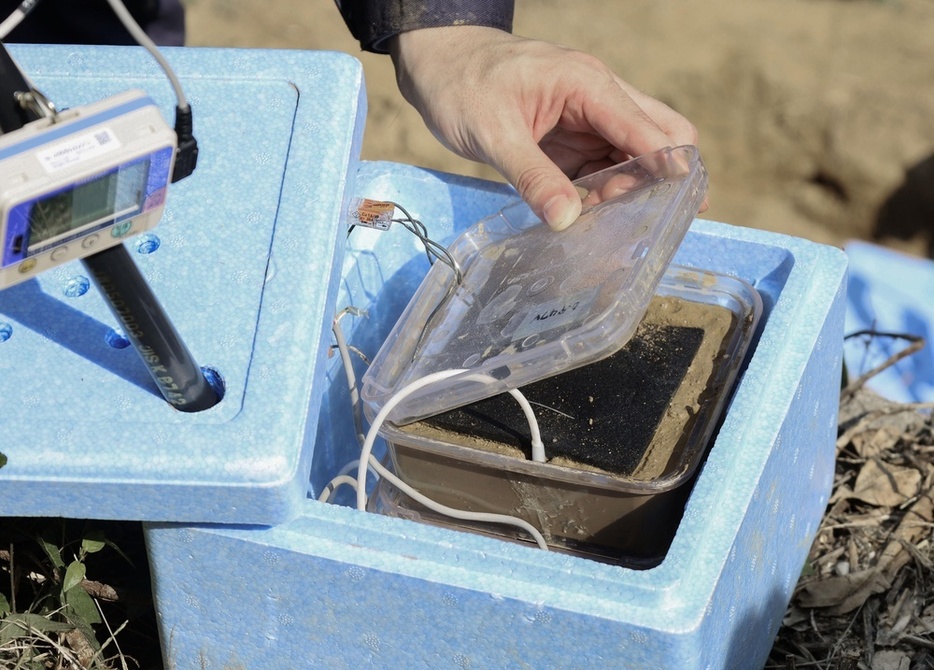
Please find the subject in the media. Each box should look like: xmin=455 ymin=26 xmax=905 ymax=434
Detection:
xmin=356 ymin=369 xmax=464 ymax=511
xmin=317 ymin=475 xmax=358 ymax=503
xmin=505 ymin=384 xmax=546 ymax=463
xmin=0 ymin=8 xmax=26 ymax=40
xmin=330 ymin=311 xmax=547 ymax=548
xmin=0 ymin=0 xmax=41 ymax=39
xmin=366 ymin=453 xmax=548 ymax=551
xmin=319 ymin=459 xmax=376 ymax=503
xmin=104 ymin=0 xmax=188 ymax=108
xmin=354 ymin=367 xmax=545 ymax=505
xmin=355 ymin=368 xmax=549 ymax=550
xmin=458 ymin=372 xmax=544 ymax=462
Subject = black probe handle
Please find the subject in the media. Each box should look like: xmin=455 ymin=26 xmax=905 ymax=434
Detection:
xmin=82 ymin=244 xmax=218 ymax=412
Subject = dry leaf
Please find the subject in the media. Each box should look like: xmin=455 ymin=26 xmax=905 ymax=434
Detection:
xmin=850 ymin=459 xmax=922 ymax=507
xmin=876 ymin=591 xmax=914 ymax=648
xmin=796 ymin=567 xmax=890 ymax=613
xmin=871 ymin=649 xmax=911 ymax=670
xmin=64 ymin=628 xmax=95 ymax=669
xmin=876 ymin=492 xmax=934 ymax=578
xmin=782 ymin=606 xmax=810 ymax=628
xmin=829 ymin=483 xmax=854 ymax=505
xmin=852 ymin=426 xmax=903 ymax=459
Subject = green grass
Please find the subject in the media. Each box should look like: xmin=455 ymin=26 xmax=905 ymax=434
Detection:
xmin=1 ymin=519 xmax=162 ymax=669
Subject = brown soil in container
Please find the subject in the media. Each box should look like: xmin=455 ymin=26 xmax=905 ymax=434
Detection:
xmin=403 ymin=295 xmax=737 ymax=479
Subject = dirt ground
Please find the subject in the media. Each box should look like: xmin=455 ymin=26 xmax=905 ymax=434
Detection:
xmin=183 ymin=0 xmax=934 ymax=256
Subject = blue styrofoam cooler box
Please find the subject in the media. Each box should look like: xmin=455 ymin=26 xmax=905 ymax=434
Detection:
xmin=0 ymin=46 xmax=365 ymax=524
xmin=147 ymin=161 xmax=848 ymax=670
xmin=843 ymin=240 xmax=934 ymax=403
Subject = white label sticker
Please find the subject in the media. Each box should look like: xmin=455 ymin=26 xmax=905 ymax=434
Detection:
xmin=512 ymin=286 xmax=600 ymax=342
xmin=37 ymin=127 xmax=121 ymax=173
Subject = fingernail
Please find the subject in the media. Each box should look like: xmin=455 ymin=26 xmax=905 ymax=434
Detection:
xmin=543 ymin=194 xmax=580 ymax=231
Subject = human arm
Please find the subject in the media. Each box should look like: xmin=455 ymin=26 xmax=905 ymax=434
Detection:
xmin=387 ymin=25 xmax=699 ymax=230
xmin=336 ymin=2 xmax=700 ymax=230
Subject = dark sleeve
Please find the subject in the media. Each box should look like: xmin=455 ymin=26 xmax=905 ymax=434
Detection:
xmin=335 ymin=0 xmax=514 ymax=54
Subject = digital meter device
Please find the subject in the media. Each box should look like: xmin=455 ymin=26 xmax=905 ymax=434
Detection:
xmin=0 ymin=88 xmax=176 ymax=288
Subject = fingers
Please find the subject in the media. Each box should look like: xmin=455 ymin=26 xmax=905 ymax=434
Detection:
xmin=489 ymin=129 xmax=582 ymax=230
xmin=487 ymin=89 xmax=693 ymax=231
xmin=519 ymin=161 xmax=583 ymax=232
xmin=614 ymin=76 xmax=699 ymax=148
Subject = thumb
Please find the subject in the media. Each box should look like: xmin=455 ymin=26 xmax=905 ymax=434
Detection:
xmin=496 ymin=142 xmax=582 ymax=231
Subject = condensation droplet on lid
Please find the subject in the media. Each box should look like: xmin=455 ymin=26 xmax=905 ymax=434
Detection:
xmin=521 ymin=334 xmax=539 ymax=348
xmin=529 ymin=276 xmax=552 ymax=295
xmin=0 ymin=322 xmax=12 ymax=342
xmin=63 ymin=275 xmax=90 ymax=298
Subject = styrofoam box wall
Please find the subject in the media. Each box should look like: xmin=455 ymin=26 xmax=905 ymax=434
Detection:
xmin=147 ymin=162 xmax=848 ymax=670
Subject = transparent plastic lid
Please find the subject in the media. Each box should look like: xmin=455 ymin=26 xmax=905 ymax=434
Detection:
xmin=361 ymin=145 xmax=709 ymax=425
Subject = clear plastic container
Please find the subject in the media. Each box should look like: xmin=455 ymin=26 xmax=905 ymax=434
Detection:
xmin=361 ymin=146 xmax=708 ymax=425
xmin=370 ymin=267 xmax=762 ymax=566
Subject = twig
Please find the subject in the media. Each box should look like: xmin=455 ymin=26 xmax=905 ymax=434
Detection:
xmin=841 ymin=331 xmax=925 ymax=401
xmin=902 ymin=634 xmax=934 ymax=651
xmin=824 ymin=604 xmax=863 ymax=667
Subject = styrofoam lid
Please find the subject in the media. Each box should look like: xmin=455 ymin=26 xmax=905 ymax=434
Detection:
xmin=362 ymin=145 xmax=709 ymax=425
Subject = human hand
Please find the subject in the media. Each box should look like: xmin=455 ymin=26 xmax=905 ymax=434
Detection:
xmin=388 ymin=26 xmax=700 ymax=231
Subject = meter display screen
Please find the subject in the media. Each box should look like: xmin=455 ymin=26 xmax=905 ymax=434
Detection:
xmin=27 ymin=159 xmax=149 ymax=251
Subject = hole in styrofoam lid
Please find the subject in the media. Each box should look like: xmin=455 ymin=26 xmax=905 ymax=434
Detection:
xmin=105 ymin=328 xmax=131 ymax=349
xmin=135 ymin=234 xmax=161 ymax=254
xmin=62 ymin=275 xmax=90 ymax=298
xmin=201 ymin=366 xmax=226 ymax=402
xmin=0 ymin=322 xmax=11 ymax=342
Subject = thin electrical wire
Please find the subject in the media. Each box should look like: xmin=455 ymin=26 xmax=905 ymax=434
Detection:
xmin=104 ymin=0 xmax=188 ymax=108
xmin=333 ymin=317 xmax=366 ymax=448
xmin=346 ymin=200 xmax=463 ymax=284
xmin=389 ymin=201 xmax=463 ymax=283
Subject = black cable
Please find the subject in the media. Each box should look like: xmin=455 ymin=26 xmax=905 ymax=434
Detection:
xmin=170 ymin=102 xmax=198 ymax=182
xmin=0 ymin=41 xmax=218 ymax=411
